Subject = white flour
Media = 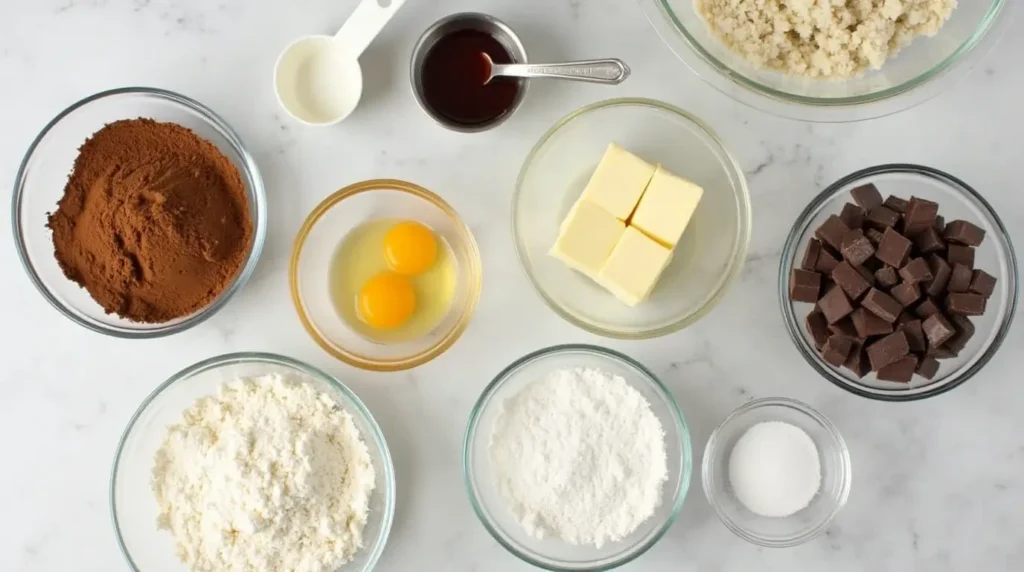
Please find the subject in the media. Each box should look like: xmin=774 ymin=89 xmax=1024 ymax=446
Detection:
xmin=489 ymin=367 xmax=668 ymax=547
xmin=151 ymin=373 xmax=376 ymax=572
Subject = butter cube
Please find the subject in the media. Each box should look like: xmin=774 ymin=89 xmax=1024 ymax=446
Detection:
xmin=597 ymin=227 xmax=673 ymax=306
xmin=580 ymin=143 xmax=656 ymax=220
xmin=550 ymin=200 xmax=626 ymax=278
xmin=630 ymin=166 xmax=704 ymax=247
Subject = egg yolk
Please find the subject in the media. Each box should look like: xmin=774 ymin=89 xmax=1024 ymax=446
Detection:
xmin=383 ymin=221 xmax=438 ymax=275
xmin=358 ymin=272 xmax=416 ymax=330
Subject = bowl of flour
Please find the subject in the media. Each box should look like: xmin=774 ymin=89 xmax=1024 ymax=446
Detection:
xmin=463 ymin=344 xmax=692 ymax=570
xmin=110 ymin=352 xmax=395 ymax=572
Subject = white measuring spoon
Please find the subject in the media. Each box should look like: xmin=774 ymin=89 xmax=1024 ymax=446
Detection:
xmin=274 ymin=0 xmax=406 ymax=126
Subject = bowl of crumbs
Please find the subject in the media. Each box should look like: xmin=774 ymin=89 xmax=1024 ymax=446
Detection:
xmin=639 ymin=0 xmax=1012 ymax=121
xmin=111 ymin=352 xmax=395 ymax=572
xmin=780 ymin=164 xmax=1018 ymax=401
xmin=513 ymin=98 xmax=752 ymax=339
xmin=12 ymin=87 xmax=266 ymax=338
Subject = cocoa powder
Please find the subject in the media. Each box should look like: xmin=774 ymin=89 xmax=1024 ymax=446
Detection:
xmin=47 ymin=118 xmax=253 ymax=323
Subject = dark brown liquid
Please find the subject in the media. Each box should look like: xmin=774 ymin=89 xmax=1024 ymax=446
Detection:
xmin=420 ymin=29 xmax=520 ymax=127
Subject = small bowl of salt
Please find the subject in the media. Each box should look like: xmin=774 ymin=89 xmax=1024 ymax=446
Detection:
xmin=702 ymin=397 xmax=851 ymax=547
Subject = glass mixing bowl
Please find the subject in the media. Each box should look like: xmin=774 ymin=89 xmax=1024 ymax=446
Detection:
xmin=638 ymin=0 xmax=1012 ymax=122
xmin=291 ymin=179 xmax=482 ymax=371
xmin=780 ymin=164 xmax=1018 ymax=401
xmin=11 ymin=87 xmax=266 ymax=337
xmin=463 ymin=344 xmax=692 ymax=571
xmin=513 ymin=98 xmax=751 ymax=339
xmin=110 ymin=352 xmax=395 ymax=572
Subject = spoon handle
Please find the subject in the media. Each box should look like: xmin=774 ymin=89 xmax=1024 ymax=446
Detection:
xmin=335 ymin=0 xmax=407 ymax=57
xmin=492 ymin=59 xmax=630 ymax=84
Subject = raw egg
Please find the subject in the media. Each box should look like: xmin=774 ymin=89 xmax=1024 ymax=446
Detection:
xmin=384 ymin=221 xmax=438 ymax=275
xmin=358 ymin=272 xmax=416 ymax=330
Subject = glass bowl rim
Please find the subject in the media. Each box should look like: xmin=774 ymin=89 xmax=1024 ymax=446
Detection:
xmin=636 ymin=0 xmax=1012 ymax=122
xmin=700 ymin=396 xmax=852 ymax=548
xmin=512 ymin=97 xmax=752 ymax=340
xmin=462 ymin=343 xmax=693 ymax=571
xmin=289 ymin=178 xmax=483 ymax=372
xmin=10 ymin=86 xmax=268 ymax=338
xmin=778 ymin=163 xmax=1019 ymax=402
xmin=108 ymin=351 xmax=397 ymax=572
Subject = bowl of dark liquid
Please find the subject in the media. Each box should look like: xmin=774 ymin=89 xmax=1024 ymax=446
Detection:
xmin=411 ymin=13 xmax=528 ymax=133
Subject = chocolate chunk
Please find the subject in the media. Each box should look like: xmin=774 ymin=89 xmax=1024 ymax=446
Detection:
xmin=944 ymin=220 xmax=986 ymax=247
xmin=915 ymin=298 xmax=941 ymax=319
xmin=866 ymin=206 xmax=901 ymax=230
xmin=934 ymin=215 xmax=945 ymax=232
xmin=899 ymin=319 xmax=926 ymax=352
xmin=902 ymin=197 xmax=939 ymax=236
xmin=875 ymin=227 xmax=912 ymax=267
xmin=899 ymin=258 xmax=933 ymax=285
xmin=851 ymin=307 xmax=893 ymax=338
xmin=843 ymin=341 xmax=872 ymax=377
xmin=815 ymin=247 xmax=841 ymax=274
xmin=924 ymin=254 xmax=952 ymax=297
xmin=829 ymin=317 xmax=859 ymax=340
xmin=850 ymin=183 xmax=883 ymax=210
xmin=877 ymin=355 xmax=918 ymax=383
xmin=818 ymin=285 xmax=854 ymax=324
xmin=862 ymin=287 xmax=902 ymax=323
xmin=896 ymin=311 xmax=916 ymax=327
xmin=865 ymin=228 xmax=885 ymax=245
xmin=838 ymin=203 xmax=865 ymax=230
xmin=841 ymin=229 xmax=875 ymax=266
xmin=969 ymin=270 xmax=997 ymax=298
xmin=832 ymin=261 xmax=871 ymax=300
xmin=867 ymin=331 xmax=910 ymax=371
xmin=874 ymin=265 xmax=899 ymax=288
xmin=947 ymin=244 xmax=975 ymax=269
xmin=947 ymin=263 xmax=972 ymax=293
xmin=883 ymin=195 xmax=909 ymax=214
xmin=946 ymin=292 xmax=986 ymax=316
xmin=805 ymin=310 xmax=830 ymax=349
xmin=946 ymin=315 xmax=976 ymax=352
xmin=890 ymin=282 xmax=920 ymax=308
xmin=801 ymin=239 xmax=822 ymax=271
xmin=916 ymin=357 xmax=940 ymax=380
xmin=855 ymin=264 xmax=876 ymax=285
xmin=790 ymin=269 xmax=821 ymax=303
xmin=927 ymin=343 xmax=958 ymax=359
xmin=815 ymin=215 xmax=850 ymax=251
xmin=822 ymin=335 xmax=854 ymax=367
xmin=922 ymin=313 xmax=956 ymax=347
xmin=913 ymin=226 xmax=945 ymax=254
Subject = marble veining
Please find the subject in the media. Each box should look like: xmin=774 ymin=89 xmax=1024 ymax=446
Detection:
xmin=2 ymin=0 xmax=1023 ymax=571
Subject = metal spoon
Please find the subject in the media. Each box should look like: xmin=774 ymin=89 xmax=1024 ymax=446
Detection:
xmin=481 ymin=53 xmax=629 ymax=85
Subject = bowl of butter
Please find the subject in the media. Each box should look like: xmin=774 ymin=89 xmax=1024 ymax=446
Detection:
xmin=513 ymin=98 xmax=751 ymax=338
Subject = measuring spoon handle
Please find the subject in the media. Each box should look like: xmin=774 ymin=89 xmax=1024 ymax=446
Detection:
xmin=335 ymin=0 xmax=407 ymax=57
xmin=492 ymin=59 xmax=630 ymax=84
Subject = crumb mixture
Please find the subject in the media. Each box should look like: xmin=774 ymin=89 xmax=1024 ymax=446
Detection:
xmin=696 ymin=0 xmax=958 ymax=79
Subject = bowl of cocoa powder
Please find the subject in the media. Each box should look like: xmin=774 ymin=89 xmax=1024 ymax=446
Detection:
xmin=12 ymin=87 xmax=266 ymax=337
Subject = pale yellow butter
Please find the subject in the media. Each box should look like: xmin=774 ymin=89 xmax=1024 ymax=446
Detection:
xmin=580 ymin=143 xmax=656 ymax=220
xmin=549 ymin=200 xmax=626 ymax=279
xmin=597 ymin=226 xmax=673 ymax=306
xmin=630 ymin=166 xmax=704 ymax=247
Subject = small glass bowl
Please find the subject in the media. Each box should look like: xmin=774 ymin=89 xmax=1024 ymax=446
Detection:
xmin=291 ymin=179 xmax=482 ymax=371
xmin=702 ymin=397 xmax=851 ymax=548
xmin=11 ymin=87 xmax=266 ymax=337
xmin=638 ymin=0 xmax=1012 ymax=122
xmin=463 ymin=344 xmax=691 ymax=571
xmin=780 ymin=164 xmax=1018 ymax=401
xmin=110 ymin=352 xmax=395 ymax=572
xmin=513 ymin=98 xmax=751 ymax=339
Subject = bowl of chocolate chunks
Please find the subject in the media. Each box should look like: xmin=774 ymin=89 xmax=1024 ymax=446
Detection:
xmin=780 ymin=164 xmax=1018 ymax=401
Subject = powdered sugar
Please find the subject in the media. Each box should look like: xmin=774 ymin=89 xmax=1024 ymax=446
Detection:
xmin=489 ymin=367 xmax=668 ymax=547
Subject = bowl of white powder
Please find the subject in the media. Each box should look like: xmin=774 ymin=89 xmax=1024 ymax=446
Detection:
xmin=110 ymin=352 xmax=395 ymax=572
xmin=638 ymin=0 xmax=1012 ymax=121
xmin=702 ymin=397 xmax=851 ymax=547
xmin=463 ymin=344 xmax=692 ymax=570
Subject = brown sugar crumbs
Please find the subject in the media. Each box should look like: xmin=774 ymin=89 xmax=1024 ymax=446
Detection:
xmin=47 ymin=118 xmax=253 ymax=323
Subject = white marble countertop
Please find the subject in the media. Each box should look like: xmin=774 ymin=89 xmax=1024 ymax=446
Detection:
xmin=2 ymin=1 xmax=1022 ymax=570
